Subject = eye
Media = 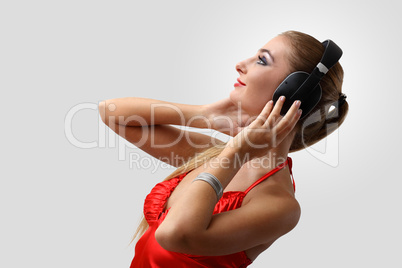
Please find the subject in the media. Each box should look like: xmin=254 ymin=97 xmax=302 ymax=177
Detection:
xmin=257 ymin=56 xmax=267 ymax=65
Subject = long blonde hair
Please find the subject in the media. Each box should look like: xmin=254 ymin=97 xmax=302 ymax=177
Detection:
xmin=128 ymin=30 xmax=348 ymax=247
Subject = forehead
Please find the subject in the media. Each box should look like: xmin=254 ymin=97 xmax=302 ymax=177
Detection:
xmin=260 ymin=35 xmax=291 ymax=63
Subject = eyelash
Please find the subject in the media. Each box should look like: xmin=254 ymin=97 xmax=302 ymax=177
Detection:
xmin=257 ymin=56 xmax=267 ymax=65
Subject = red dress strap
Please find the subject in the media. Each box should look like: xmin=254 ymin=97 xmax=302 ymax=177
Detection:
xmin=244 ymin=157 xmax=294 ymax=194
xmin=287 ymin=157 xmax=296 ymax=192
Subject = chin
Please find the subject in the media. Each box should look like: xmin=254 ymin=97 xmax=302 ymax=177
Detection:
xmin=229 ymin=91 xmax=239 ymax=106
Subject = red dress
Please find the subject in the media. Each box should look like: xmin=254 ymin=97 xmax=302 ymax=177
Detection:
xmin=130 ymin=157 xmax=295 ymax=268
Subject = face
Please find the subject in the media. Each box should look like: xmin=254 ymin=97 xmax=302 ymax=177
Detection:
xmin=229 ymin=35 xmax=293 ymax=116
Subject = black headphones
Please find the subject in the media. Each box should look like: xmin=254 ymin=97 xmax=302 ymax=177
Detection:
xmin=272 ymin=39 xmax=343 ymax=119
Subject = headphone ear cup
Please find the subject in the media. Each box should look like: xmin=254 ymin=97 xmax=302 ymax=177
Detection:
xmin=272 ymin=71 xmax=322 ymax=118
xmin=273 ymin=71 xmax=322 ymax=119
xmin=273 ymin=72 xmax=309 ymax=116
xmin=299 ymin=83 xmax=322 ymax=119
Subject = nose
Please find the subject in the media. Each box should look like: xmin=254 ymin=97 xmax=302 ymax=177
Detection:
xmin=235 ymin=60 xmax=247 ymax=74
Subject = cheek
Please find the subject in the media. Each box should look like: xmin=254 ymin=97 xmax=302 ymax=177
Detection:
xmin=265 ymin=81 xmax=281 ymax=98
xmin=249 ymin=72 xmax=278 ymax=95
xmin=245 ymin=78 xmax=278 ymax=112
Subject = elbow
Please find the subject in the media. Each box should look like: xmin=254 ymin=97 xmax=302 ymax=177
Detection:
xmin=98 ymin=101 xmax=108 ymax=124
xmin=155 ymin=224 xmax=194 ymax=253
xmin=282 ymin=201 xmax=301 ymax=234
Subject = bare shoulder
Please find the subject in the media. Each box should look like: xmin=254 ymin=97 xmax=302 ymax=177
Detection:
xmin=245 ymin=183 xmax=301 ymax=235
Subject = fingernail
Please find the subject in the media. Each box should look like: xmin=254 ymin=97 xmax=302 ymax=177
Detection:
xmin=280 ymin=96 xmax=286 ymax=101
xmin=295 ymin=100 xmax=301 ymax=107
xmin=298 ymin=109 xmax=302 ymax=115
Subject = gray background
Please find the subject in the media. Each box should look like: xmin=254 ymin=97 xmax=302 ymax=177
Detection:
xmin=1 ymin=0 xmax=401 ymax=267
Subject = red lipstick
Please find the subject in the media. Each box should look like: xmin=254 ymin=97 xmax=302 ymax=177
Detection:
xmin=234 ymin=78 xmax=246 ymax=87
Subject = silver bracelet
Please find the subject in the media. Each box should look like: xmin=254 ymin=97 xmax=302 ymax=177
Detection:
xmin=192 ymin=172 xmax=223 ymax=201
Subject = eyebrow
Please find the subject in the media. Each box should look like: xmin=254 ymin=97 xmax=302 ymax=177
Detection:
xmin=258 ymin=48 xmax=274 ymax=62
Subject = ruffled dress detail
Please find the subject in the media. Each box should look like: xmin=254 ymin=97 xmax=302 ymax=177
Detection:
xmin=131 ymin=157 xmax=294 ymax=268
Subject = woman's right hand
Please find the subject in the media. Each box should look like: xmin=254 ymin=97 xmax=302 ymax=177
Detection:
xmin=226 ymin=96 xmax=302 ymax=160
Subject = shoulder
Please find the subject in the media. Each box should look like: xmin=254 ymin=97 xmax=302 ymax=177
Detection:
xmin=245 ymin=184 xmax=301 ymax=235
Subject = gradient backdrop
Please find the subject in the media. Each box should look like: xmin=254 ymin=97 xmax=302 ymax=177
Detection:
xmin=1 ymin=0 xmax=401 ymax=267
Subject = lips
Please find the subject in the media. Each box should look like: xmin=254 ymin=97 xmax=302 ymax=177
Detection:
xmin=234 ymin=78 xmax=246 ymax=87
xmin=237 ymin=78 xmax=246 ymax=86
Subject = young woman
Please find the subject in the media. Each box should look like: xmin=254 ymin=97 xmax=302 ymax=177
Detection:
xmin=99 ymin=30 xmax=348 ymax=267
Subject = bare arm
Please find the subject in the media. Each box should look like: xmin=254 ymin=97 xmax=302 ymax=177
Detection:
xmin=99 ymin=97 xmax=211 ymax=128
xmin=98 ymin=97 xmax=224 ymax=167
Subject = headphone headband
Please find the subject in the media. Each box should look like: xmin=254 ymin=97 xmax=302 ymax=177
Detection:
xmin=273 ymin=39 xmax=343 ymax=119
xmin=320 ymin=40 xmax=343 ymax=72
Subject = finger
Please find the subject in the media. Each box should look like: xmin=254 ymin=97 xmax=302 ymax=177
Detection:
xmin=255 ymin=100 xmax=274 ymax=124
xmin=275 ymin=100 xmax=302 ymax=139
xmin=282 ymin=100 xmax=301 ymax=122
xmin=272 ymin=96 xmax=286 ymax=116
xmin=264 ymin=96 xmax=285 ymax=127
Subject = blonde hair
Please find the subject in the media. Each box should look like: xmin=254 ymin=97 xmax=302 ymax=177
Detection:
xmin=128 ymin=30 xmax=348 ymax=246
